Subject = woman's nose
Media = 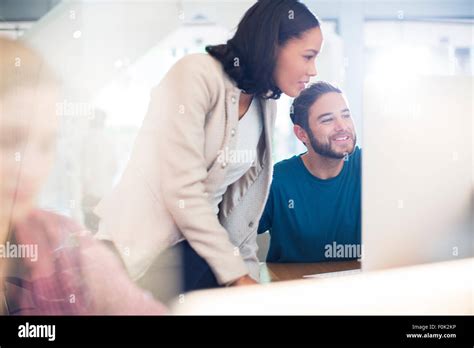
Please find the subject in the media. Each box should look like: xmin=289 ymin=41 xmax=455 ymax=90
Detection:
xmin=308 ymin=63 xmax=317 ymax=77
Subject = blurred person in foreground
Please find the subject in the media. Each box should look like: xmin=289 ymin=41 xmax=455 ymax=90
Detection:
xmin=0 ymin=37 xmax=167 ymax=315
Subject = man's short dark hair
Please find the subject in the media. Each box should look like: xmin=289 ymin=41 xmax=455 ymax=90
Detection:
xmin=290 ymin=81 xmax=342 ymax=131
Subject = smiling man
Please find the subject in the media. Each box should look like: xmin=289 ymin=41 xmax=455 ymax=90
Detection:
xmin=258 ymin=81 xmax=361 ymax=262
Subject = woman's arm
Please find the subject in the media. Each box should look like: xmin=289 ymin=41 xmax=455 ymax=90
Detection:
xmin=147 ymin=55 xmax=249 ymax=285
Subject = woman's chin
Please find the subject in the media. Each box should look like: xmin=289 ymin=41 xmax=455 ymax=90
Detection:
xmin=283 ymin=89 xmax=300 ymax=98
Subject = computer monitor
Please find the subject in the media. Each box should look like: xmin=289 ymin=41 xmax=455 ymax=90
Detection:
xmin=361 ymin=75 xmax=473 ymax=271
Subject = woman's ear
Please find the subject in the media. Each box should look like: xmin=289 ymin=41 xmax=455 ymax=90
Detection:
xmin=293 ymin=124 xmax=308 ymax=146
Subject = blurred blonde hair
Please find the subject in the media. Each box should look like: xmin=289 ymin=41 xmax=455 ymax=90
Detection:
xmin=0 ymin=37 xmax=58 ymax=97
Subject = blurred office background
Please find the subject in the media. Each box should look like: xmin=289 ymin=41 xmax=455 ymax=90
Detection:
xmin=0 ymin=0 xmax=472 ymax=230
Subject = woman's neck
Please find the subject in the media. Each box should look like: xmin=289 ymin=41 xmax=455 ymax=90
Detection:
xmin=238 ymin=92 xmax=254 ymax=120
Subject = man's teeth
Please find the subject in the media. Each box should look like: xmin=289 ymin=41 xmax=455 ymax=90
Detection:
xmin=335 ymin=136 xmax=349 ymax=140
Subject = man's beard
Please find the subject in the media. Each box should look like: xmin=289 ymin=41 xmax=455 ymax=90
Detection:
xmin=307 ymin=128 xmax=356 ymax=159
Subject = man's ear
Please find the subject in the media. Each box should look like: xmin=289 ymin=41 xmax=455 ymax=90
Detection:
xmin=293 ymin=124 xmax=309 ymax=146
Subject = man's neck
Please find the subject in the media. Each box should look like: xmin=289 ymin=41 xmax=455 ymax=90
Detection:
xmin=301 ymin=150 xmax=345 ymax=180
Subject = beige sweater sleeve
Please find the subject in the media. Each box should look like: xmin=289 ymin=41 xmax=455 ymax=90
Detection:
xmin=150 ymin=56 xmax=249 ymax=285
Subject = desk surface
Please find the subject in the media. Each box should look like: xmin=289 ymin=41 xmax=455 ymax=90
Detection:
xmin=174 ymin=258 xmax=472 ymax=314
xmin=259 ymin=260 xmax=361 ymax=283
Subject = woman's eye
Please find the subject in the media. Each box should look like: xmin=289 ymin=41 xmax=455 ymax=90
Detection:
xmin=304 ymin=56 xmax=313 ymax=61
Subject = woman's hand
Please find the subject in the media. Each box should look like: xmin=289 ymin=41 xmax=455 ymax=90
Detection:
xmin=75 ymin=232 xmax=168 ymax=315
xmin=229 ymin=275 xmax=258 ymax=286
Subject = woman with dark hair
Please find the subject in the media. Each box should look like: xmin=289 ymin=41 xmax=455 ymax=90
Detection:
xmin=95 ymin=0 xmax=323 ymax=294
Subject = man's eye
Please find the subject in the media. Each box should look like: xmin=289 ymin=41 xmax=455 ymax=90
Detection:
xmin=321 ymin=118 xmax=332 ymax=123
xmin=342 ymin=114 xmax=351 ymax=118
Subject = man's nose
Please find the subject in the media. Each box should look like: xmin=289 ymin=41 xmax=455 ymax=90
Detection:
xmin=334 ymin=117 xmax=346 ymax=131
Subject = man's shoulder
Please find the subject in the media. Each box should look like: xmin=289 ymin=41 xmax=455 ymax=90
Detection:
xmin=343 ymin=147 xmax=362 ymax=182
xmin=349 ymin=146 xmax=362 ymax=166
xmin=273 ymin=154 xmax=303 ymax=181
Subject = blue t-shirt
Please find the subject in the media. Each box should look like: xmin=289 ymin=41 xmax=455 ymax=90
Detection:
xmin=258 ymin=147 xmax=362 ymax=262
